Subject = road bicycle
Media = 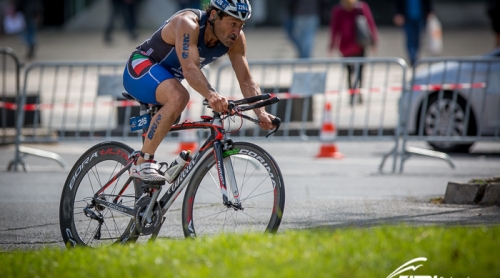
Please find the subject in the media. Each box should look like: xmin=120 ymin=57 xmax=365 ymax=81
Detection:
xmin=59 ymin=93 xmax=285 ymax=248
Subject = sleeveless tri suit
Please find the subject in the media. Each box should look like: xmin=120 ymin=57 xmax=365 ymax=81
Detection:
xmin=123 ymin=9 xmax=229 ymax=105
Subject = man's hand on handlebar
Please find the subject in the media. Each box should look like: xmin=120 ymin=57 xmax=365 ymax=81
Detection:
xmin=202 ymin=94 xmax=281 ymax=137
xmin=256 ymin=111 xmax=276 ymax=131
xmin=208 ymin=92 xmax=229 ymax=113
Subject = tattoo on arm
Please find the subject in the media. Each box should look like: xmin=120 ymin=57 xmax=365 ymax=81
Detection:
xmin=208 ymin=83 xmax=215 ymax=92
xmin=182 ymin=33 xmax=190 ymax=59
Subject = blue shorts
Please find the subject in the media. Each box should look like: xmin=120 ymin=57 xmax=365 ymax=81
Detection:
xmin=123 ymin=51 xmax=175 ymax=105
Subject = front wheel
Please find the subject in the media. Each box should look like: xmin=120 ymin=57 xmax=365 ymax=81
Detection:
xmin=181 ymin=142 xmax=285 ymax=238
xmin=59 ymin=141 xmax=141 ymax=248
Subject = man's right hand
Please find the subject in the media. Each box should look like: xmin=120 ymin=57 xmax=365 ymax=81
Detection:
xmin=208 ymin=92 xmax=229 ymax=113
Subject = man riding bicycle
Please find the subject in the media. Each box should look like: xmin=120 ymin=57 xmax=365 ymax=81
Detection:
xmin=123 ymin=0 xmax=276 ymax=182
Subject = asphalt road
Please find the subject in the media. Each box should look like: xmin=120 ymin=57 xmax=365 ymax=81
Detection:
xmin=1 ymin=140 xmax=499 ymax=251
xmin=0 ymin=27 xmax=499 ymax=251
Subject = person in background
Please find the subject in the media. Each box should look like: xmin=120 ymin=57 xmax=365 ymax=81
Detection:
xmin=104 ymin=0 xmax=139 ymax=44
xmin=14 ymin=0 xmax=43 ymax=59
xmin=285 ymin=0 xmax=322 ymax=59
xmin=328 ymin=0 xmax=378 ymax=106
xmin=393 ymin=0 xmax=433 ymax=66
xmin=487 ymin=0 xmax=500 ymax=48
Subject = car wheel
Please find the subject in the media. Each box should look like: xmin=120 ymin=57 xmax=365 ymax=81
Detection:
xmin=423 ymin=92 xmax=476 ymax=153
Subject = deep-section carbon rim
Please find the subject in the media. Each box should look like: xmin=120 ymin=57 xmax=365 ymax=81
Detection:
xmin=59 ymin=142 xmax=140 ymax=248
xmin=181 ymin=142 xmax=285 ymax=238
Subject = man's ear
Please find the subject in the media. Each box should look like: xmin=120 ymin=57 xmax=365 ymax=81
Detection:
xmin=209 ymin=10 xmax=217 ymax=21
xmin=209 ymin=10 xmax=221 ymax=25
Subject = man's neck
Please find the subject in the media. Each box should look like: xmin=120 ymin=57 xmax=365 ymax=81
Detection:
xmin=204 ymin=18 xmax=220 ymax=47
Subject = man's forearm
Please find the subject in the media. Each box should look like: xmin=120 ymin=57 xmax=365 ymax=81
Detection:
xmin=183 ymin=66 xmax=217 ymax=99
xmin=239 ymin=80 xmax=261 ymax=98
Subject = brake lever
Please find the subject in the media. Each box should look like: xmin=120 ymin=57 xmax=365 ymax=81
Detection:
xmin=265 ymin=117 xmax=281 ymax=138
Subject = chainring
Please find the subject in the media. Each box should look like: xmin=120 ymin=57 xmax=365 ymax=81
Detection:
xmin=134 ymin=196 xmax=162 ymax=235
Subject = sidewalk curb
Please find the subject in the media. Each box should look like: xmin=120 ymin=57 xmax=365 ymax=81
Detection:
xmin=444 ymin=177 xmax=500 ymax=206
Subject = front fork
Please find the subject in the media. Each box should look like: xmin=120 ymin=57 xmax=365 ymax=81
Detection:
xmin=214 ymin=140 xmax=242 ymax=210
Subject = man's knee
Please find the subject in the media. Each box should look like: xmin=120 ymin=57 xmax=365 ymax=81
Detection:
xmin=166 ymin=90 xmax=190 ymax=114
xmin=156 ymin=81 xmax=190 ymax=107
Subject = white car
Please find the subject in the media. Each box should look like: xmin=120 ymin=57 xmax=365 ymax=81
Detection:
xmin=401 ymin=48 xmax=500 ymax=153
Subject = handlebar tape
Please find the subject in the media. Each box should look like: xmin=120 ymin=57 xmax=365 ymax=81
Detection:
xmin=251 ymin=97 xmax=280 ymax=109
xmin=233 ymin=94 xmax=271 ymax=105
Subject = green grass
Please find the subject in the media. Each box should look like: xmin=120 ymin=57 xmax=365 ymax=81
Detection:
xmin=1 ymin=225 xmax=499 ymax=278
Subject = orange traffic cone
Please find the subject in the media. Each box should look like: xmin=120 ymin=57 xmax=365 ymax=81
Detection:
xmin=316 ymin=102 xmax=343 ymax=159
xmin=175 ymin=101 xmax=198 ymax=153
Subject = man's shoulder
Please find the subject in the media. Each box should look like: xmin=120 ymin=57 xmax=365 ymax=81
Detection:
xmin=172 ymin=9 xmax=203 ymax=23
xmin=169 ymin=10 xmax=205 ymax=31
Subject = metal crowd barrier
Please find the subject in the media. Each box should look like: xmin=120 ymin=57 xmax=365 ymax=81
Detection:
xmin=214 ymin=57 xmax=408 ymax=172
xmin=8 ymin=60 xmax=209 ymax=171
xmin=10 ymin=57 xmax=497 ymax=173
xmin=398 ymin=57 xmax=500 ymax=172
xmin=215 ymin=57 xmax=407 ymax=139
xmin=0 ymin=47 xmax=22 ymax=145
xmin=9 ymin=58 xmax=408 ymax=172
xmin=10 ymin=61 xmax=128 ymax=170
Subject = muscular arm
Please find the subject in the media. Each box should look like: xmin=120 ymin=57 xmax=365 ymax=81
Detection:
xmin=228 ymin=32 xmax=275 ymax=129
xmin=228 ymin=32 xmax=261 ymax=112
xmin=163 ymin=13 xmax=227 ymax=112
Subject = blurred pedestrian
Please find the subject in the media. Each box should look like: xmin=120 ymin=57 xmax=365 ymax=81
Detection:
xmin=487 ymin=0 xmax=500 ymax=48
xmin=328 ymin=0 xmax=378 ymax=106
xmin=14 ymin=0 xmax=43 ymax=60
xmin=285 ymin=0 xmax=322 ymax=59
xmin=104 ymin=0 xmax=139 ymax=44
xmin=177 ymin=0 xmax=200 ymax=10
xmin=393 ymin=0 xmax=433 ymax=66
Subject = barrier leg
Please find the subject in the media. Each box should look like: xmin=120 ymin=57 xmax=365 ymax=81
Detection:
xmin=8 ymin=146 xmax=67 ymax=172
xmin=379 ymin=145 xmax=399 ymax=173
xmin=402 ymin=146 xmax=455 ymax=169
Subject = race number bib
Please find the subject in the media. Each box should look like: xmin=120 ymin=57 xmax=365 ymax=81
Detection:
xmin=130 ymin=114 xmax=150 ymax=132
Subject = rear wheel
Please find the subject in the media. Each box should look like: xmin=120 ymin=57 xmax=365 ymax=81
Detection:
xmin=59 ymin=142 xmax=141 ymax=248
xmin=424 ymin=92 xmax=476 ymax=153
xmin=181 ymin=142 xmax=285 ymax=238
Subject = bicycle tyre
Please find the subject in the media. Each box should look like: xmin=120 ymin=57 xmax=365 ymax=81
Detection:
xmin=181 ymin=142 xmax=285 ymax=237
xmin=59 ymin=141 xmax=140 ymax=248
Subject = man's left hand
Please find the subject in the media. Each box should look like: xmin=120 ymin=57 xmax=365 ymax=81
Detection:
xmin=257 ymin=112 xmax=275 ymax=131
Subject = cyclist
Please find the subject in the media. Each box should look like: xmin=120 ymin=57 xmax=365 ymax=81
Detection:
xmin=123 ymin=0 xmax=277 ymax=182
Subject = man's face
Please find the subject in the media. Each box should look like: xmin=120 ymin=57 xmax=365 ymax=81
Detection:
xmin=215 ymin=13 xmax=245 ymax=47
